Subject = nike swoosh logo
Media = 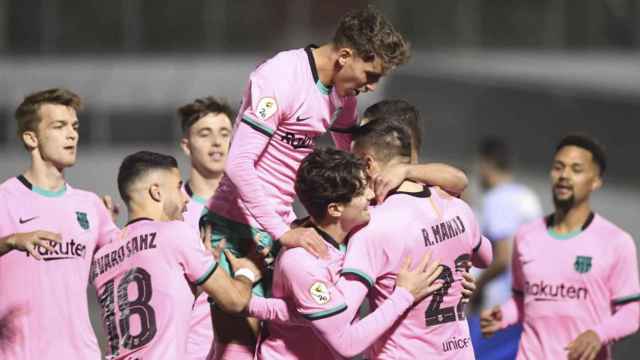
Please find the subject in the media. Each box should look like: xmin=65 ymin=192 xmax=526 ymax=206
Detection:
xmin=296 ymin=116 xmax=311 ymax=122
xmin=19 ymin=216 xmax=38 ymax=224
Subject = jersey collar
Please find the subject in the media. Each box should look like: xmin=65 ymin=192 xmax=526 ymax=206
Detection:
xmin=386 ymin=184 xmax=432 ymax=200
xmin=304 ymin=44 xmax=332 ymax=95
xmin=184 ymin=181 xmax=207 ymax=205
xmin=545 ymin=211 xmax=595 ymax=240
xmin=311 ymin=224 xmax=346 ymax=252
xmin=17 ymin=174 xmax=67 ymax=197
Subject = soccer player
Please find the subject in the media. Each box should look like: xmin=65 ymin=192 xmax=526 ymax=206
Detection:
xmin=247 ymin=147 xmax=444 ymax=359
xmin=178 ymin=97 xmax=234 ymax=360
xmin=203 ymin=6 xmax=467 ymax=358
xmin=480 ymin=134 xmax=640 ymax=360
xmin=0 ymin=88 xmax=118 ymax=359
xmin=247 ymin=119 xmax=491 ymax=359
xmin=468 ymin=137 xmax=542 ymax=359
xmin=91 ymin=151 xmax=261 ymax=360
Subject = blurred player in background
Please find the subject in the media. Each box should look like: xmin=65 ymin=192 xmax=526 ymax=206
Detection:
xmin=177 ymin=97 xmax=235 ymax=359
xmin=481 ymin=134 xmax=640 ymax=360
xmin=91 ymin=151 xmax=261 ymax=359
xmin=202 ymin=6 xmax=470 ymax=359
xmin=468 ymin=137 xmax=542 ymax=359
xmin=0 ymin=88 xmax=118 ymax=359
xmin=249 ymin=147 xmax=444 ymax=360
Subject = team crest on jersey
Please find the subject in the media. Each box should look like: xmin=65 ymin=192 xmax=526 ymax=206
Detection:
xmin=574 ymin=256 xmax=592 ymax=273
xmin=76 ymin=211 xmax=90 ymax=230
xmin=309 ymin=281 xmax=331 ymax=305
xmin=256 ymin=97 xmax=278 ymax=120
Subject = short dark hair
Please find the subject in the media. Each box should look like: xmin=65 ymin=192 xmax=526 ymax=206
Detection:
xmin=479 ymin=137 xmax=511 ymax=171
xmin=118 ymin=151 xmax=179 ymax=204
xmin=15 ymin=88 xmax=82 ymax=140
xmin=177 ymin=97 xmax=235 ymax=134
xmin=352 ymin=118 xmax=412 ymax=164
xmin=295 ymin=148 xmax=366 ymax=221
xmin=555 ymin=134 xmax=607 ymax=175
xmin=363 ymin=99 xmax=421 ymax=152
xmin=333 ymin=5 xmax=410 ymax=72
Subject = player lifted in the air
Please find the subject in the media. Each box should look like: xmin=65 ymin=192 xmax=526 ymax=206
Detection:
xmin=91 ymin=151 xmax=261 ymax=360
xmin=0 ymin=89 xmax=118 ymax=359
xmin=481 ymin=134 xmax=640 ymax=360
xmin=203 ymin=6 xmax=467 ymax=359
xmin=177 ymin=97 xmax=235 ymax=360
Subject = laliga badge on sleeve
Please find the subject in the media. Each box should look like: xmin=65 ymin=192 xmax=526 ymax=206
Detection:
xmin=310 ymin=281 xmax=331 ymax=305
xmin=256 ymin=97 xmax=278 ymax=120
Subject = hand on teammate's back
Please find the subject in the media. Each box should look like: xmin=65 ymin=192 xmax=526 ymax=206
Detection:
xmin=396 ymin=251 xmax=443 ymax=302
xmin=479 ymin=306 xmax=503 ymax=338
xmin=279 ymin=227 xmax=328 ymax=259
xmin=3 ymin=231 xmax=62 ymax=260
xmin=565 ymin=330 xmax=602 ymax=360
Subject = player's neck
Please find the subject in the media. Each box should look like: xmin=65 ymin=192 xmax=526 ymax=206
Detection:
xmin=313 ymin=44 xmax=337 ymax=87
xmin=127 ymin=205 xmax=165 ymax=224
xmin=488 ymin=171 xmax=512 ymax=189
xmin=23 ymin=156 xmax=66 ymax=192
xmin=311 ymin=219 xmax=348 ymax=246
xmin=553 ymin=201 xmax=593 ymax=234
xmin=396 ymin=180 xmax=423 ymax=193
xmin=188 ymin=168 xmax=222 ymax=199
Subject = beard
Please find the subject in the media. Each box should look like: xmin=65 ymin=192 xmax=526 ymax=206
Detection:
xmin=553 ymin=192 xmax=575 ymax=213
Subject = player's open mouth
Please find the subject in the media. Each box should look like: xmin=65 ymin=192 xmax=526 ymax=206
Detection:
xmin=554 ymin=185 xmax=572 ymax=196
xmin=209 ymin=152 xmax=225 ymax=161
xmin=64 ymin=146 xmax=76 ymax=152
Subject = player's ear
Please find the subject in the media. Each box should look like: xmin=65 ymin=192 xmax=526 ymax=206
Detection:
xmin=21 ymin=130 xmax=38 ymax=150
xmin=591 ymin=175 xmax=603 ymax=192
xmin=149 ymin=183 xmax=162 ymax=203
xmin=180 ymin=137 xmax=191 ymax=158
xmin=337 ymin=47 xmax=353 ymax=67
xmin=363 ymin=154 xmax=377 ymax=179
xmin=326 ymin=202 xmax=343 ymax=219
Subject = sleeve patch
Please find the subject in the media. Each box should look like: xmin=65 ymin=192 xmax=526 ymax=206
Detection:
xmin=309 ymin=281 xmax=331 ymax=305
xmin=256 ymin=97 xmax=278 ymax=120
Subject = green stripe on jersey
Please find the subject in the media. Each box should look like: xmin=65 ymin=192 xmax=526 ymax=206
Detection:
xmin=241 ymin=116 xmax=274 ymax=137
xmin=195 ymin=262 xmax=218 ymax=286
xmin=303 ymin=303 xmax=347 ymax=320
xmin=548 ymin=228 xmax=582 ymax=240
xmin=33 ymin=184 xmax=67 ymax=197
xmin=315 ymin=80 xmax=331 ymax=95
xmin=341 ymin=268 xmax=374 ymax=288
xmin=613 ymin=293 xmax=640 ymax=306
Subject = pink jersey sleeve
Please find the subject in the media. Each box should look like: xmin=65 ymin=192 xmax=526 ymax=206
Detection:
xmin=0 ymin=192 xmax=11 ymax=239
xmin=500 ymin=232 xmax=525 ymax=327
xmin=92 ymin=195 xmax=118 ymax=248
xmin=280 ymin=252 xmax=348 ymax=320
xmin=168 ymin=222 xmax=218 ymax=285
xmin=309 ymin=283 xmax=414 ymax=358
xmin=330 ymin=96 xmax=357 ymax=151
xmin=592 ymin=233 xmax=640 ymax=344
xmin=224 ymin=66 xmax=292 ymax=239
xmin=248 ymin=296 xmax=305 ymax=325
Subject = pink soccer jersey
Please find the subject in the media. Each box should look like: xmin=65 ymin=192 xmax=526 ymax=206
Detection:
xmin=342 ymin=187 xmax=491 ymax=359
xmin=499 ymin=213 xmax=640 ymax=360
xmin=257 ymin=228 xmax=348 ymax=360
xmin=208 ymin=45 xmax=357 ymax=239
xmin=91 ymin=218 xmax=218 ymax=360
xmin=182 ymin=183 xmax=216 ymax=360
xmin=0 ymin=175 xmax=117 ymax=359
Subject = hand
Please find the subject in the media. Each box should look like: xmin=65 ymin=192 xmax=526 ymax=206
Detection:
xmin=101 ymin=195 xmax=120 ymax=222
xmin=396 ymin=251 xmax=443 ymax=302
xmin=566 ymin=330 xmax=602 ymax=360
xmin=373 ymin=163 xmax=409 ymax=203
xmin=480 ymin=306 xmax=503 ymax=338
xmin=460 ymin=271 xmax=477 ymax=304
xmin=279 ymin=227 xmax=328 ymax=259
xmin=225 ymin=249 xmax=263 ymax=283
xmin=6 ymin=231 xmax=62 ymax=260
